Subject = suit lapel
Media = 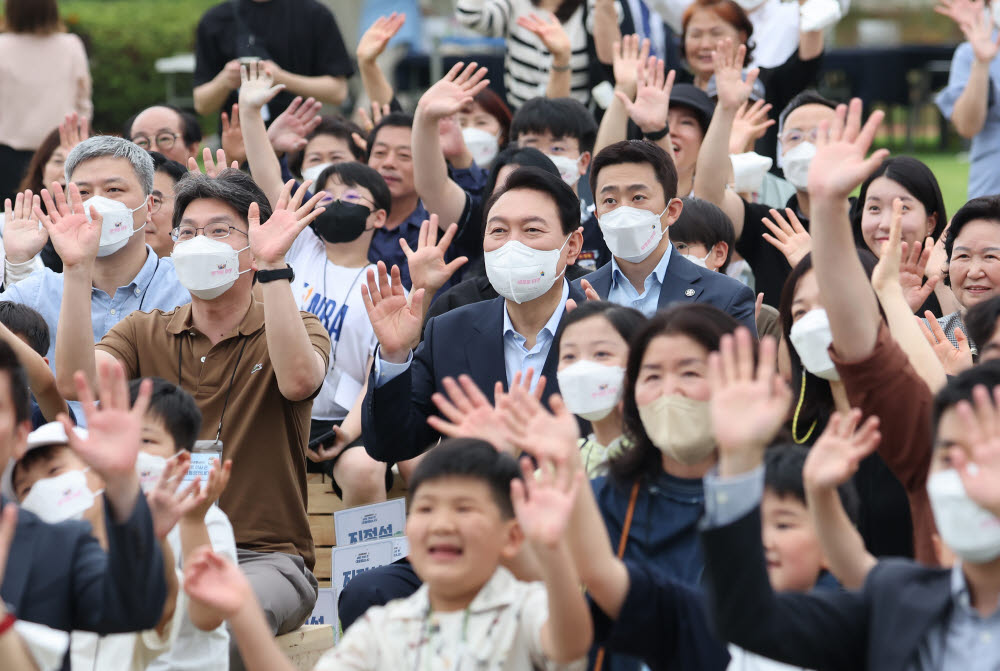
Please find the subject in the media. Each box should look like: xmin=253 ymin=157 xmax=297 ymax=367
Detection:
xmin=468 ymin=298 xmax=508 ymax=404
xmin=586 ymin=264 xmax=613 ymax=299
xmin=881 ymin=569 xmax=953 ymax=671
xmin=657 ymin=246 xmax=705 ymax=309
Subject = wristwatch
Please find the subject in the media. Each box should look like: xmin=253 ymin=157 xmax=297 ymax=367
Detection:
xmin=256 ymin=265 xmax=295 ymax=284
xmin=643 ymin=123 xmax=671 ymax=141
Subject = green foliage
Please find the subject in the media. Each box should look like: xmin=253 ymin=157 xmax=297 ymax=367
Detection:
xmin=59 ymin=0 xmax=218 ymax=132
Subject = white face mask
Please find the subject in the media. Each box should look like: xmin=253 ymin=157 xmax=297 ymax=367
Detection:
xmin=638 ymin=394 xmax=715 ymax=465
xmin=733 ymin=0 xmax=763 ymax=10
xmin=484 ymin=235 xmax=570 ymax=304
xmin=546 ymin=154 xmax=581 ymax=187
xmin=171 ymin=235 xmax=251 ymax=300
xmin=135 ymin=451 xmax=181 ymax=494
xmin=83 ymin=196 xmax=146 ymax=257
xmin=462 ymin=128 xmax=500 ymax=166
xmin=928 ymin=469 xmax=1000 ymax=563
xmin=681 ymin=249 xmax=713 ymax=269
xmin=557 ymin=360 xmax=625 ymax=421
xmin=781 ymin=141 xmax=816 ymax=190
xmin=598 ymin=206 xmax=667 ymax=263
xmin=21 ymin=469 xmax=99 ymax=524
xmin=301 ymin=162 xmax=333 ymax=184
xmin=789 ymin=308 xmax=840 ymax=381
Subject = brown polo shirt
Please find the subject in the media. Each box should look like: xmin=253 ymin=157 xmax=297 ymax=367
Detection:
xmin=96 ymin=299 xmax=331 ymax=570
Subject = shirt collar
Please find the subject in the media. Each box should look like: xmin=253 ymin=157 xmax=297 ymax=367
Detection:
xmin=109 ymin=245 xmax=160 ymax=292
xmin=166 ymin=297 xmax=265 ymax=337
xmin=610 ymin=241 xmax=673 ymax=290
xmin=393 ymin=567 xmax=520 ymax=619
xmin=502 ymin=280 xmax=570 ymax=342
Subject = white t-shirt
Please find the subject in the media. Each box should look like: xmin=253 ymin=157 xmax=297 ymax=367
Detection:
xmin=151 ymin=505 xmax=236 ymax=671
xmin=288 ymin=231 xmax=379 ymax=421
xmin=727 ymin=645 xmax=812 ymax=671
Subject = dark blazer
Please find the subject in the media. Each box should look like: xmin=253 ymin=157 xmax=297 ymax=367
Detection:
xmin=572 ymin=246 xmax=758 ymax=336
xmin=1 ymin=493 xmax=166 ymax=633
xmin=701 ymin=506 xmax=953 ymax=671
xmin=363 ymin=284 xmax=586 ymax=463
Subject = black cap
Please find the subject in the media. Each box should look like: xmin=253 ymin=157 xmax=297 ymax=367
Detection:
xmin=669 ymin=84 xmax=716 ymax=135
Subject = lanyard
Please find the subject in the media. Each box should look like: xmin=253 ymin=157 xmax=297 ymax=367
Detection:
xmin=136 ymin=257 xmax=160 ymax=313
xmin=322 ymin=261 xmax=368 ymax=366
xmin=178 ymin=334 xmax=249 ymax=442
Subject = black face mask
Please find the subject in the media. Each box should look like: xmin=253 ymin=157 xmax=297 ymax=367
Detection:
xmin=312 ymin=201 xmax=371 ymax=243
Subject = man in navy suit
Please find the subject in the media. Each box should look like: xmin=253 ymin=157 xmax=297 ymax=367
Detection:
xmin=573 ymin=140 xmax=757 ymax=334
xmin=0 ymin=345 xmax=165 ymax=664
xmin=361 ymin=166 xmax=587 ymax=465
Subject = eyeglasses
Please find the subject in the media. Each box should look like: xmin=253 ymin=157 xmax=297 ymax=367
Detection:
xmin=170 ymin=224 xmax=248 ymax=241
xmin=132 ymin=132 xmax=180 ymax=151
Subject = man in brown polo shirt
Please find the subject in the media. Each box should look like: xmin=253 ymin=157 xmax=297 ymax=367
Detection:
xmin=46 ymin=169 xmax=331 ymax=662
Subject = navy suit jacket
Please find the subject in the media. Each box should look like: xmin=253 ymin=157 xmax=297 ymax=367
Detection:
xmin=362 ymin=284 xmax=586 ymax=463
xmin=572 ymin=246 xmax=758 ymax=336
xmin=0 ymin=493 xmax=166 ymax=634
xmin=702 ymin=507 xmax=953 ymax=671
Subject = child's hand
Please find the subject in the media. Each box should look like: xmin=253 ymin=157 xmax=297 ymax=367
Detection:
xmin=511 ymin=455 xmax=583 ymax=550
xmin=501 ymin=387 xmax=582 ymax=468
xmin=147 ymin=453 xmax=209 ymax=539
xmin=182 ymin=458 xmax=232 ymax=524
xmin=183 ymin=546 xmax=253 ymax=621
xmin=803 ymin=409 xmax=881 ymax=493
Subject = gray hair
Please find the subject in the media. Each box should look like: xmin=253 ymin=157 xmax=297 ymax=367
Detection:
xmin=65 ymin=136 xmax=155 ymax=195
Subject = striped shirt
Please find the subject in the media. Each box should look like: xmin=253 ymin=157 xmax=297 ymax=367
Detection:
xmin=455 ymin=0 xmax=600 ymax=108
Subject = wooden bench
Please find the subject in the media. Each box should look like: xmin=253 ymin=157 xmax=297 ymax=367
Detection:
xmin=276 ymin=624 xmax=335 ymax=670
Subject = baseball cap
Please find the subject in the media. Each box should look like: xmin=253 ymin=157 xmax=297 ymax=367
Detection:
xmin=1 ymin=422 xmax=87 ymax=501
xmin=669 ymin=84 xmax=717 ymax=135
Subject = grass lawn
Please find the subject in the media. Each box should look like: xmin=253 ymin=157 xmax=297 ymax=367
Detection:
xmin=912 ymin=152 xmax=970 ymax=220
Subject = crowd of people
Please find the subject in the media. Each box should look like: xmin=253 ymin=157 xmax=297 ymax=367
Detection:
xmin=2 ymin=0 xmax=1000 ymax=669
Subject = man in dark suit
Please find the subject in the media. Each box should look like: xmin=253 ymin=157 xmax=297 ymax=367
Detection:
xmin=361 ymin=167 xmax=587 ymax=465
xmin=574 ymin=140 xmax=757 ymax=334
xmin=700 ymin=325 xmax=1000 ymax=671
xmin=0 ymin=347 xmax=165 ymax=663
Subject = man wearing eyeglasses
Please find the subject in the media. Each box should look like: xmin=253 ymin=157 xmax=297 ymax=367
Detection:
xmin=0 ymin=136 xmax=191 ymax=368
xmin=125 ymin=105 xmax=202 ymax=165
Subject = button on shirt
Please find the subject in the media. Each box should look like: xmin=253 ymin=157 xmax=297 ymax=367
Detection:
xmin=0 ymin=246 xmax=190 ymax=364
xmin=607 ymin=244 xmax=672 ymax=317
xmin=502 ymin=280 xmax=568 ymax=392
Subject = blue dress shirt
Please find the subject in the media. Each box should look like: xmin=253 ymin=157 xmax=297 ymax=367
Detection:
xmin=607 ymin=243 xmax=673 ymax=317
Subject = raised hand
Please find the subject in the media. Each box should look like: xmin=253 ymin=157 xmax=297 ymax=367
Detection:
xmin=182 ymin=457 xmax=232 ymax=522
xmin=918 ymin=312 xmax=974 ymax=376
xmin=188 ymin=147 xmax=240 ymax=179
xmin=239 ymin=60 xmax=284 ymax=112
xmin=708 ymin=328 xmax=792 ymax=476
xmin=267 ymin=96 xmax=323 ymax=155
xmin=4 ymin=190 xmax=48 ymax=264
xmin=611 ymin=35 xmax=650 ymax=97
xmin=711 ymin=39 xmax=760 ymax=112
xmin=361 ymin=261 xmax=424 ymax=363
xmin=357 ymin=101 xmax=392 ymax=134
xmin=146 ymin=452 xmax=209 ymax=539
xmin=580 ymin=278 xmax=601 ymax=302
xmin=803 ymin=409 xmax=881 ymax=492
xmin=950 ymin=2 xmax=1000 ymax=64
xmin=516 ymin=12 xmax=572 ymax=67
xmin=761 ymin=207 xmax=811 ymax=268
xmin=249 ymin=180 xmax=327 ymax=269
xmin=220 ymin=104 xmax=247 ymax=167
xmin=416 ymin=62 xmax=490 ymax=122
xmin=429 ymin=375 xmax=519 ymax=454
xmin=33 ymin=182 xmax=101 ymax=269
xmin=808 ymin=98 xmax=888 ymax=201
xmin=948 ymin=384 xmax=1000 ymax=517
xmin=62 ymin=362 xmax=152 ymax=488
xmin=872 ymin=198 xmax=939 ymax=310
xmin=184 ymin=546 xmax=253 ymax=620
xmin=501 ymin=387 xmax=581 ymax=465
xmin=438 ymin=116 xmax=469 ymax=162
xmin=59 ymin=111 xmax=90 ymax=153
xmin=402 ymin=215 xmax=469 ymax=295
xmin=357 ymin=12 xmax=406 ymax=64
xmin=616 ymin=58 xmax=675 ymax=134
xmin=218 ymin=59 xmax=243 ymax=91
xmin=730 ymin=100 xmax=775 ymax=154
xmin=511 ymin=452 xmax=584 ymax=549
xmin=934 ymin=0 xmax=985 ymax=27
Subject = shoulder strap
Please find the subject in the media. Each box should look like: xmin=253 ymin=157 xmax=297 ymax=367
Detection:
xmin=592 ymin=481 xmax=640 ymax=671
